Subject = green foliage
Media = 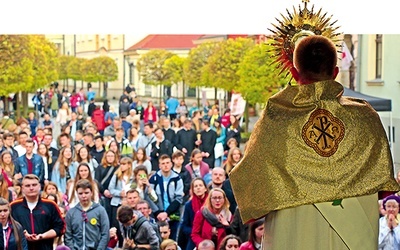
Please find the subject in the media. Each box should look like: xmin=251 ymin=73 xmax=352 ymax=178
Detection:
xmin=163 ymin=55 xmax=186 ymax=84
xmin=183 ymin=42 xmax=219 ymax=87
xmin=58 ymin=55 xmax=74 ymax=80
xmin=80 ymin=56 xmax=118 ymax=83
xmin=204 ymin=38 xmax=255 ymax=91
xmin=236 ymin=42 xmax=287 ymax=105
xmin=136 ymin=49 xmax=174 ymax=86
xmin=0 ymin=35 xmax=60 ymax=96
xmin=29 ymin=35 xmax=59 ymax=91
xmin=67 ymin=57 xmax=87 ymax=81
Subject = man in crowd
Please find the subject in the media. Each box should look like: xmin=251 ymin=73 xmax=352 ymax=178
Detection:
xmin=208 ymin=167 xmax=226 ymax=189
xmin=175 ymin=119 xmax=197 ymax=166
xmin=11 ymin=174 xmax=65 ymax=250
xmin=137 ymin=122 xmax=156 ymax=159
xmin=0 ymin=132 xmax=19 ymax=162
xmin=14 ymin=139 xmax=45 ymax=186
xmin=14 ymin=131 xmax=29 ymax=157
xmin=149 ymin=154 xmax=183 ymax=241
xmin=91 ymin=135 xmax=105 ymax=164
xmin=117 ymin=205 xmax=160 ymax=250
xmin=150 ymin=127 xmax=173 ymax=171
xmin=197 ymin=120 xmax=217 ymax=169
xmin=65 ymin=179 xmax=110 ymax=250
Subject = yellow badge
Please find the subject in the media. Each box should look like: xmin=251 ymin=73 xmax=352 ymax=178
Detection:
xmin=302 ymin=109 xmax=345 ymax=157
xmin=90 ymin=218 xmax=97 ymax=225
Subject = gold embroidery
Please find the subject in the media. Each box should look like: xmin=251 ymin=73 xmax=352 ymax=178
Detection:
xmin=302 ymin=109 xmax=345 ymax=157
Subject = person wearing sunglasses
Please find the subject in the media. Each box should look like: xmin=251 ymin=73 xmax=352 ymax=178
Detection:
xmin=64 ymin=179 xmax=110 ymax=250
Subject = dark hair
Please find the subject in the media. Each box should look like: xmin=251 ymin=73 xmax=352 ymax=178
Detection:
xmin=94 ymin=135 xmax=103 ymax=141
xmin=117 ymin=205 xmax=134 ymax=224
xmin=172 ymin=150 xmax=185 ymax=159
xmin=247 ymin=217 xmax=265 ymax=248
xmin=294 ymin=35 xmax=337 ymax=82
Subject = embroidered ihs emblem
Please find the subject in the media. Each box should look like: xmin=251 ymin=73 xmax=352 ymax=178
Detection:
xmin=302 ymin=109 xmax=345 ymax=157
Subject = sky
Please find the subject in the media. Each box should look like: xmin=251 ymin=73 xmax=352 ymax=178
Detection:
xmin=1 ymin=0 xmax=396 ymax=40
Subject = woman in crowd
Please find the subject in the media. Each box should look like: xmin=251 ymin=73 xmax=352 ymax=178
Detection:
xmin=73 ymin=146 xmax=98 ymax=179
xmin=105 ymin=139 xmax=121 ymax=160
xmin=220 ymin=235 xmax=241 ymax=250
xmin=160 ymin=239 xmax=179 ymax=250
xmin=26 ymin=111 xmax=38 ymax=137
xmin=129 ymin=127 xmax=141 ymax=152
xmin=212 ymin=118 xmax=227 ymax=168
xmin=379 ymin=195 xmax=400 ymax=249
xmin=108 ymin=157 xmax=135 ymax=229
xmin=37 ymin=143 xmax=54 ymax=186
xmin=0 ymin=174 xmax=12 ymax=202
xmin=0 ymin=197 xmax=28 ymax=250
xmin=225 ymin=115 xmax=241 ymax=150
xmin=181 ymin=177 xmax=209 ymax=250
xmin=51 ymin=147 xmax=76 ymax=194
xmin=143 ymin=101 xmax=158 ymax=124
xmin=191 ymin=188 xmax=232 ymax=249
xmin=185 ymin=149 xmax=210 ymax=180
xmin=176 ymin=100 xmax=188 ymax=118
xmin=132 ymin=165 xmax=158 ymax=204
xmin=0 ymin=151 xmax=15 ymax=186
xmin=132 ymin=147 xmax=152 ymax=175
xmin=67 ymin=163 xmax=100 ymax=208
xmin=223 ymin=147 xmax=243 ymax=177
xmin=172 ymin=119 xmax=183 ymax=134
xmin=135 ymin=100 xmax=145 ymax=121
xmin=223 ymin=138 xmax=239 ymax=164
xmin=56 ymin=102 xmax=71 ymax=127
xmin=239 ymin=218 xmax=264 ymax=250
xmin=159 ymin=101 xmax=168 ymax=118
xmin=104 ymin=105 xmax=118 ymax=125
xmin=41 ymin=181 xmax=69 ymax=208
xmin=95 ymin=149 xmax=120 ymax=226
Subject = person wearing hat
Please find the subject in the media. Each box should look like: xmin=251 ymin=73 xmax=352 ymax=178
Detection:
xmin=379 ymin=195 xmax=400 ymax=249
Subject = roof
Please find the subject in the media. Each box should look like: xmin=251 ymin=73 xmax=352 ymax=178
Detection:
xmin=343 ymin=87 xmax=392 ymax=112
xmin=126 ymin=35 xmax=205 ymax=51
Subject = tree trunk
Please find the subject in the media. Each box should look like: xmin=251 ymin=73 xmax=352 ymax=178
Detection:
xmin=15 ymin=92 xmax=21 ymax=118
xmin=4 ymin=97 xmax=9 ymax=114
xmin=214 ymin=87 xmax=218 ymax=103
xmin=182 ymin=81 xmax=185 ymax=102
xmin=159 ymin=85 xmax=163 ymax=105
xmin=196 ymin=86 xmax=200 ymax=108
xmin=22 ymin=92 xmax=28 ymax=117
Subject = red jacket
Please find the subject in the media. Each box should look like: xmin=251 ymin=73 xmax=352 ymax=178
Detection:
xmin=191 ymin=208 xmax=231 ymax=249
xmin=240 ymin=241 xmax=256 ymax=250
xmin=92 ymin=109 xmax=106 ymax=131
xmin=143 ymin=106 xmax=157 ymax=123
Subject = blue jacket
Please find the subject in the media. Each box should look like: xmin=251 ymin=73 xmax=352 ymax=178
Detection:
xmin=51 ymin=161 xmax=77 ymax=194
xmin=108 ymin=174 xmax=135 ymax=206
xmin=149 ymin=170 xmax=183 ymax=217
xmin=14 ymin=154 xmax=45 ymax=185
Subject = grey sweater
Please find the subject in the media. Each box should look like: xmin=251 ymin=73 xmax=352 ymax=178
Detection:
xmin=65 ymin=202 xmax=110 ymax=250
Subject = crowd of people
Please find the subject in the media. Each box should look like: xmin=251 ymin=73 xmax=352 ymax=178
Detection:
xmin=0 ymin=82 xmax=260 ymax=250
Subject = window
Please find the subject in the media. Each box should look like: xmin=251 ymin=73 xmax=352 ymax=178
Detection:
xmin=375 ymin=34 xmax=382 ymax=79
xmin=187 ymin=87 xmax=196 ymax=97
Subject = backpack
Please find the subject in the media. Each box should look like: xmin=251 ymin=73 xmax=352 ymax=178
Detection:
xmin=126 ymin=215 xmax=147 ymax=240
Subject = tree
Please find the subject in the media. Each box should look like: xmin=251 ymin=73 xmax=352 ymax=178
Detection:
xmin=137 ymin=49 xmax=174 ymax=103
xmin=86 ymin=56 xmax=118 ymax=98
xmin=205 ymin=37 xmax=255 ymax=93
xmin=67 ymin=57 xmax=87 ymax=90
xmin=0 ymin=35 xmax=34 ymax=116
xmin=183 ymin=42 xmax=219 ymax=105
xmin=236 ymin=42 xmax=287 ymax=105
xmin=0 ymin=35 xmax=59 ymax=117
xmin=163 ymin=55 xmax=186 ymax=100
